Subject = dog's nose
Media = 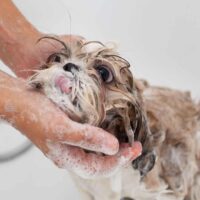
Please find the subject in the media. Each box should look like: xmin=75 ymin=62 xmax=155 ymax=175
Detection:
xmin=63 ymin=63 xmax=79 ymax=72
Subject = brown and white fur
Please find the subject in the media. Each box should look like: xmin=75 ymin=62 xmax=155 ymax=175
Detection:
xmin=28 ymin=36 xmax=200 ymax=200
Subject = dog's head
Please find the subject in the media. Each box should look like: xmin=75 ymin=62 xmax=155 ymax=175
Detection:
xmin=29 ymin=36 xmax=155 ymax=176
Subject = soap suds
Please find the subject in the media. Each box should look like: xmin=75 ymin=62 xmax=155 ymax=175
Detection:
xmin=46 ymin=141 xmax=140 ymax=179
xmin=55 ymin=122 xmax=119 ymax=156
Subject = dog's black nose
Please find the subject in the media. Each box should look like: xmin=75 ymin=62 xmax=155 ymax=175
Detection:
xmin=63 ymin=63 xmax=79 ymax=72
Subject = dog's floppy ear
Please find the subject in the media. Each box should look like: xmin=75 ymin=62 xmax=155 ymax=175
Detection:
xmin=131 ymin=81 xmax=156 ymax=177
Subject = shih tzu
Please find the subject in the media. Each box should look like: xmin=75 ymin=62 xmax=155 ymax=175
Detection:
xmin=28 ymin=36 xmax=200 ymax=200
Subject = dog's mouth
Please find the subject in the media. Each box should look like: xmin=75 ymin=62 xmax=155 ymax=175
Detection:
xmin=54 ymin=75 xmax=73 ymax=94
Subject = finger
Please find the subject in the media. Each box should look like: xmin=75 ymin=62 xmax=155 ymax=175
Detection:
xmin=52 ymin=119 xmax=119 ymax=155
xmin=46 ymin=141 xmax=142 ymax=178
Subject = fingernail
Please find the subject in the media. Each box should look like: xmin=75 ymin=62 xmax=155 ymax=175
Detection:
xmin=119 ymin=142 xmax=142 ymax=161
xmin=130 ymin=141 xmax=142 ymax=158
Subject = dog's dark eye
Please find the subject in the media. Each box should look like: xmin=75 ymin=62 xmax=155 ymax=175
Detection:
xmin=96 ymin=65 xmax=113 ymax=83
xmin=53 ymin=55 xmax=61 ymax=63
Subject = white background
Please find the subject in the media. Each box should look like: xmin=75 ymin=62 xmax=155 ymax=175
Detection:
xmin=0 ymin=0 xmax=200 ymax=199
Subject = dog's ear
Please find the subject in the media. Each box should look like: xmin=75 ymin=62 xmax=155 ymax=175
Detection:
xmin=130 ymin=82 xmax=156 ymax=177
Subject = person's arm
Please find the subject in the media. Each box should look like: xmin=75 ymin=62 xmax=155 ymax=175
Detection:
xmin=0 ymin=0 xmax=40 ymax=77
xmin=0 ymin=0 xmax=79 ymax=78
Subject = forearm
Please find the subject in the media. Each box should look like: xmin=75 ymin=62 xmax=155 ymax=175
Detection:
xmin=0 ymin=0 xmax=80 ymax=79
xmin=0 ymin=71 xmax=41 ymax=143
xmin=0 ymin=70 xmax=66 ymax=153
xmin=0 ymin=0 xmax=41 ymax=78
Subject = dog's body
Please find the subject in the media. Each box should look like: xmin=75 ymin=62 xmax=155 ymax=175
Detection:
xmin=72 ymin=81 xmax=200 ymax=200
xmin=29 ymin=37 xmax=200 ymax=200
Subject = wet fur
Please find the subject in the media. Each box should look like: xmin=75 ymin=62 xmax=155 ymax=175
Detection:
xmin=72 ymin=81 xmax=200 ymax=200
xmin=29 ymin=37 xmax=200 ymax=200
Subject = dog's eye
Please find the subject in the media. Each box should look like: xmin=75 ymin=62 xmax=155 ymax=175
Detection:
xmin=47 ymin=54 xmax=63 ymax=64
xmin=54 ymin=55 xmax=61 ymax=62
xmin=48 ymin=55 xmax=61 ymax=63
xmin=96 ymin=65 xmax=113 ymax=83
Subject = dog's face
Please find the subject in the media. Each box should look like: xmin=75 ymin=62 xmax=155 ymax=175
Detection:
xmin=29 ymin=36 xmax=155 ymax=175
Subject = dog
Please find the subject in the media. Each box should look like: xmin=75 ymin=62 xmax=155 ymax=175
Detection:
xmin=28 ymin=36 xmax=200 ymax=200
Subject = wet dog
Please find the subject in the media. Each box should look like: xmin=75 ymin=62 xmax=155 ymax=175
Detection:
xmin=28 ymin=36 xmax=200 ymax=200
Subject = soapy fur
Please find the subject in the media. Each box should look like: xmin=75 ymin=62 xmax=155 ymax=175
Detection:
xmin=28 ymin=36 xmax=200 ymax=200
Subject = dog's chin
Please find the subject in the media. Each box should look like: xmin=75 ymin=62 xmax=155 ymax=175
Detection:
xmin=42 ymin=85 xmax=100 ymax=125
